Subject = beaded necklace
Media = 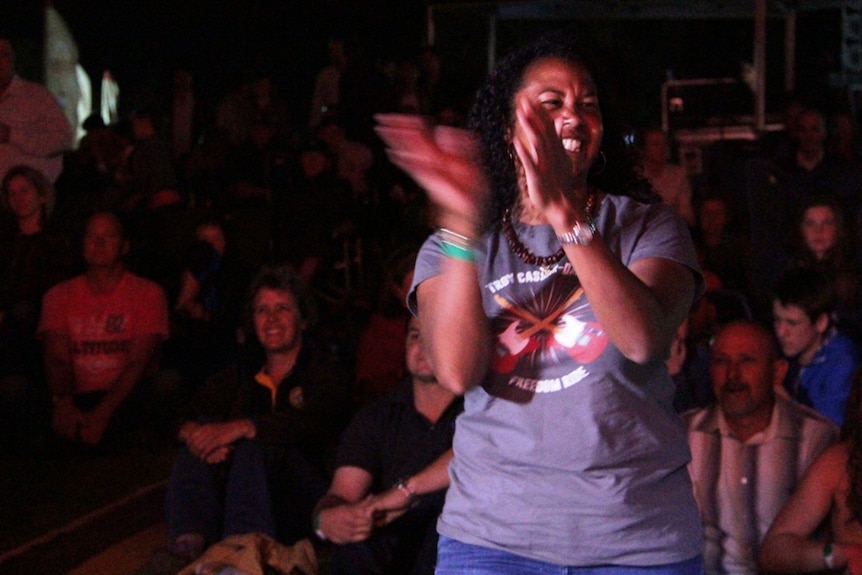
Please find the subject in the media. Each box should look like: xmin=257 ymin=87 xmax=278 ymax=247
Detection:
xmin=502 ymin=191 xmax=597 ymax=268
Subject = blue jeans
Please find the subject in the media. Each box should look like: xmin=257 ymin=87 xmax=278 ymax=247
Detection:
xmin=165 ymin=439 xmax=327 ymax=544
xmin=435 ymin=536 xmax=704 ymax=575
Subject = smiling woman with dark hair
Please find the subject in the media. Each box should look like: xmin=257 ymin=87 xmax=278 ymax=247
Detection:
xmin=376 ymin=30 xmax=704 ymax=574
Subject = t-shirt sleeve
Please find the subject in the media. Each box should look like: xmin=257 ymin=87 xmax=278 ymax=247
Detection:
xmin=623 ymin=201 xmax=705 ymax=301
xmin=333 ymin=401 xmax=384 ymax=473
xmin=407 ymin=233 xmax=444 ymax=316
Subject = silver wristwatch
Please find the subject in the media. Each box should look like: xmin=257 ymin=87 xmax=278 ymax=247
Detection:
xmin=557 ymin=219 xmax=596 ymax=246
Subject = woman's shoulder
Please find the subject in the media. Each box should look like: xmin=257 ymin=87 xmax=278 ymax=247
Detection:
xmin=601 ymin=191 xmax=682 ymax=233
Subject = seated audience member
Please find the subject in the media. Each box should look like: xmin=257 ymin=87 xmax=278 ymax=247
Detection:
xmin=0 ymin=165 xmax=74 ymax=451
xmin=774 ymin=107 xmax=860 ymax=209
xmin=271 ymin=141 xmax=355 ymax=291
xmin=691 ymin=187 xmax=751 ymax=296
xmin=169 ymin=218 xmax=235 ymax=388
xmin=353 ymin=247 xmax=417 ymax=405
xmin=0 ymin=34 xmax=74 ymax=184
xmin=313 ymin=315 xmax=463 ymax=575
xmin=759 ymin=370 xmax=862 ymax=574
xmin=667 ymin=318 xmax=712 ymax=413
xmin=158 ymin=265 xmax=352 ymax=571
xmin=37 ymin=211 xmax=172 ymax=448
xmin=683 ymin=320 xmax=839 ymax=575
xmin=635 ymin=126 xmax=695 ymax=227
xmin=772 ymin=266 xmax=861 ymax=426
xmin=175 ymin=219 xmax=228 ymax=323
xmin=786 ymin=194 xmax=860 ymax=335
xmin=112 ymin=107 xmax=176 ymax=215
xmin=315 ymin=116 xmax=374 ymax=205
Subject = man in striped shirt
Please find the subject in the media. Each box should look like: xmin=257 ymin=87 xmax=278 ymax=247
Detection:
xmin=683 ymin=319 xmax=839 ymax=575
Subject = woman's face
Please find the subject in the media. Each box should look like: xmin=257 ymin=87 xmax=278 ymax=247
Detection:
xmin=512 ymin=58 xmax=603 ymax=181
xmin=801 ymin=205 xmax=839 ymax=260
xmin=6 ymin=175 xmax=45 ymax=223
xmin=253 ymin=287 xmax=303 ymax=354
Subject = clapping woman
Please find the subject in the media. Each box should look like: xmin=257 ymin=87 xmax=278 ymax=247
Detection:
xmin=376 ymin=31 xmax=704 ymax=574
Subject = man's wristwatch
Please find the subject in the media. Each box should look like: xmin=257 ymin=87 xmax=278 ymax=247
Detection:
xmin=556 ymin=218 xmax=596 ymax=246
xmin=312 ymin=510 xmax=326 ymax=541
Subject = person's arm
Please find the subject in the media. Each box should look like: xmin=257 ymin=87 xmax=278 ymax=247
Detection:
xmin=376 ymin=115 xmax=492 ymax=394
xmin=79 ymin=333 xmax=162 ymax=445
xmin=41 ymin=330 xmax=82 ymax=439
xmin=42 ymin=330 xmax=74 ymax=396
xmin=512 ymin=98 xmax=694 ymax=364
xmin=416 ymin=263 xmax=490 ymax=395
xmin=370 ymin=448 xmax=453 ymax=526
xmin=174 ymin=269 xmax=206 ymax=320
xmin=759 ymin=444 xmax=847 ymax=573
xmin=180 ymin=419 xmax=256 ymax=463
xmin=314 ymin=466 xmax=376 ymax=544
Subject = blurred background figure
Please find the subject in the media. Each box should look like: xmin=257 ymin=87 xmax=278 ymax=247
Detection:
xmin=0 ymin=34 xmax=74 ymax=184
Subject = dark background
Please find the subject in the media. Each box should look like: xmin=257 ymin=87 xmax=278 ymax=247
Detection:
xmin=1 ymin=0 xmax=845 ymax=129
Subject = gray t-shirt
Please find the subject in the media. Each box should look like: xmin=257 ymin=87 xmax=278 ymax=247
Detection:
xmin=410 ymin=194 xmax=704 ymax=566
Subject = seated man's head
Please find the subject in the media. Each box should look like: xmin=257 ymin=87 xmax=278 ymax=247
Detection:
xmin=406 ymin=315 xmax=435 ymax=385
xmin=709 ymin=320 xmax=786 ymax=437
xmin=771 ymin=267 xmax=835 ymax=365
xmin=245 ymin=265 xmax=316 ymax=355
xmin=2 ymin=164 xmax=53 ymax=231
xmin=83 ymin=211 xmax=128 ymax=271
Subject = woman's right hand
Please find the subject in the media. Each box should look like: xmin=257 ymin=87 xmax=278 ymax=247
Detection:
xmin=375 ymin=114 xmax=488 ymax=236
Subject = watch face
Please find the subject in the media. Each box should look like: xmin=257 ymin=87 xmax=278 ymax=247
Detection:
xmin=573 ymin=222 xmax=593 ymax=244
xmin=557 ymin=220 xmax=595 ymax=246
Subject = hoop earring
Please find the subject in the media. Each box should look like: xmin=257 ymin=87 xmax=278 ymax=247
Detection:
xmin=591 ymin=151 xmax=607 ymax=175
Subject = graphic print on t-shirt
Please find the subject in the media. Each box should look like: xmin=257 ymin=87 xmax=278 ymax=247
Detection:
xmin=487 ymin=270 xmax=608 ymax=397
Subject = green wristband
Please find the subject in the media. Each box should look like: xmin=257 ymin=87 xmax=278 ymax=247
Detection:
xmin=440 ymin=240 xmax=476 ymax=262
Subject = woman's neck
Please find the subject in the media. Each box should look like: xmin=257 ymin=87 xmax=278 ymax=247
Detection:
xmin=265 ymin=344 xmax=301 ymax=383
xmin=515 ymin=182 xmax=590 ymax=225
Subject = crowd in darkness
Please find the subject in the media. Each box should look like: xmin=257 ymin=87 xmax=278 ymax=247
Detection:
xmin=4 ymin=21 xmax=862 ymax=574
xmin=0 ymin=35 xmax=463 ymax=450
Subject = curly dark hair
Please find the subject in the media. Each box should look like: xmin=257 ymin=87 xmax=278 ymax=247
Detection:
xmin=466 ymin=29 xmax=654 ymax=228
xmin=842 ymin=367 xmax=862 ymax=521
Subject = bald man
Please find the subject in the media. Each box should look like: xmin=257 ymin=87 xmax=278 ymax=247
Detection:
xmin=682 ymin=320 xmax=839 ymax=575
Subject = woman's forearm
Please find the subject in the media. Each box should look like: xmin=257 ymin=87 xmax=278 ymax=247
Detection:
xmin=417 ymin=258 xmax=490 ymax=395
